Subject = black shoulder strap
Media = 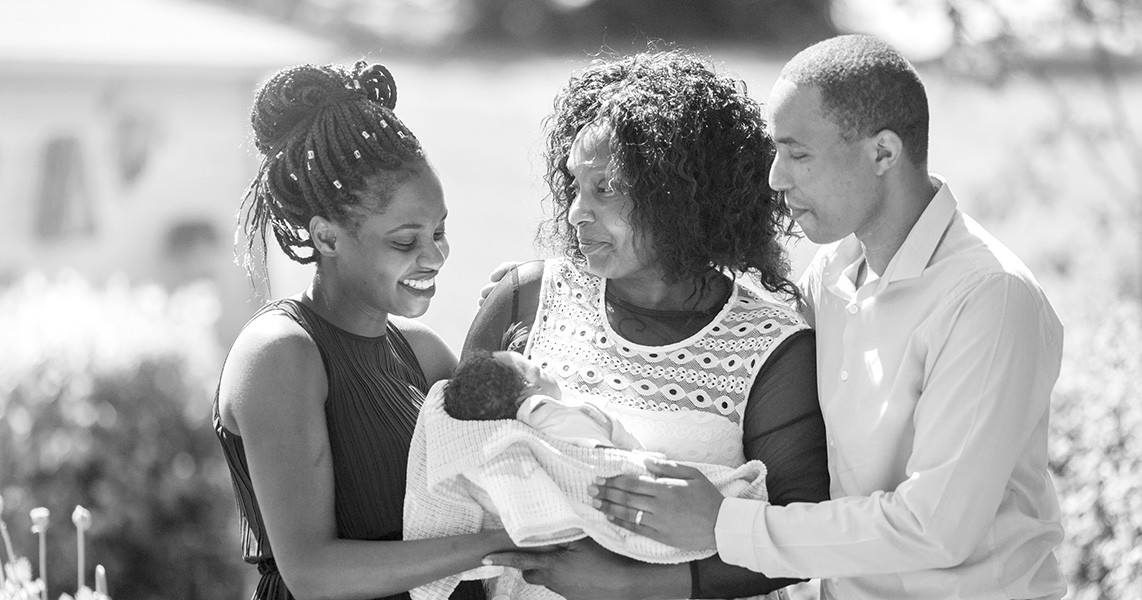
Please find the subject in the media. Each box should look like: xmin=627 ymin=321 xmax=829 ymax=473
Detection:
xmin=510 ymin=264 xmax=521 ymax=324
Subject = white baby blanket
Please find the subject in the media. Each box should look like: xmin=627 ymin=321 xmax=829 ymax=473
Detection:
xmin=404 ymin=381 xmax=769 ymax=600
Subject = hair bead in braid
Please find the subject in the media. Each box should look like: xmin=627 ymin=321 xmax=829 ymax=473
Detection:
xmin=236 ymin=60 xmax=428 ymax=283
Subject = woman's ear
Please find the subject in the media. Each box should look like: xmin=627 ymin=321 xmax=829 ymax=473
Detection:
xmin=872 ymin=129 xmax=904 ymax=176
xmin=309 ymin=215 xmax=340 ymax=257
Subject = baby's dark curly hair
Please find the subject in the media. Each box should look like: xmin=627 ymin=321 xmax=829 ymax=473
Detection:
xmin=237 ymin=61 xmax=427 ymax=280
xmin=443 ymin=351 xmax=528 ymax=421
xmin=540 ymin=48 xmax=799 ymax=300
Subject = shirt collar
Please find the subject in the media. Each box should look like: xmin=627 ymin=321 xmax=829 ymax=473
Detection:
xmin=826 ymin=174 xmax=957 ymax=290
xmin=882 ymin=174 xmax=957 ymax=283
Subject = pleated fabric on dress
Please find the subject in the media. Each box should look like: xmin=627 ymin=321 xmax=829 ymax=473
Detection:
xmin=215 ymin=299 xmax=486 ymax=600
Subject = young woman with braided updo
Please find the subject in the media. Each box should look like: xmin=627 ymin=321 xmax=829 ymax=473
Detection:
xmin=466 ymin=49 xmax=830 ymax=599
xmin=213 ymin=62 xmax=514 ymax=600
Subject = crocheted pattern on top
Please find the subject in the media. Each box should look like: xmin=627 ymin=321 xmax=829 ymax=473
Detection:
xmin=525 ymin=259 xmax=808 ymax=466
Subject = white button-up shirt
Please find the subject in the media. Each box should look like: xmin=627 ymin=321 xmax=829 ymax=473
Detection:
xmin=715 ymin=177 xmax=1066 ymax=599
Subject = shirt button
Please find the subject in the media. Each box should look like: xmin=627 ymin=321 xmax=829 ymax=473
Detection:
xmin=840 ymin=370 xmax=849 ymax=381
xmin=847 ymin=304 xmax=858 ymax=314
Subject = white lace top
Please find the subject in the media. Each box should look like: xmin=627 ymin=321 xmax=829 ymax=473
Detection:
xmin=524 ymin=259 xmax=809 ymax=467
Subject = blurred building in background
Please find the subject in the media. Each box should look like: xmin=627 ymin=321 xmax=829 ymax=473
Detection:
xmin=0 ymin=0 xmax=335 ymax=340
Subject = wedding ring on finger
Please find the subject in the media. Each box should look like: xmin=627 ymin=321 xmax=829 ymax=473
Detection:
xmin=635 ymin=509 xmax=644 ymax=527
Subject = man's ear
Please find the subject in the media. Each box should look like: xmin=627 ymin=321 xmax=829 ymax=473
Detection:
xmin=871 ymin=129 xmax=904 ymax=176
xmin=309 ymin=215 xmax=340 ymax=257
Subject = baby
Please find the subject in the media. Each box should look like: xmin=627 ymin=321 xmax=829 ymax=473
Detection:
xmin=443 ymin=350 xmax=643 ymax=451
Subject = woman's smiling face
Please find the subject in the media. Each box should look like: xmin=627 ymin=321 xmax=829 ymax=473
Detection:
xmin=335 ymin=168 xmax=450 ymax=319
xmin=565 ymin=121 xmax=657 ymax=286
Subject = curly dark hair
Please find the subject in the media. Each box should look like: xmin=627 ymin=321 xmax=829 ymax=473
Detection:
xmin=443 ymin=351 xmax=528 ymax=421
xmin=780 ymin=34 xmax=929 ymax=165
xmin=539 ymin=48 xmax=799 ymax=300
xmin=237 ymin=60 xmax=427 ymax=280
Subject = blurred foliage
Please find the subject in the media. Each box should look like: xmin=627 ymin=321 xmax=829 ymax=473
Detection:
xmin=926 ymin=0 xmax=1142 ymax=302
xmin=0 ymin=273 xmax=241 ymax=600
xmin=1049 ymin=301 xmax=1141 ymax=600
xmin=198 ymin=0 xmax=837 ymax=52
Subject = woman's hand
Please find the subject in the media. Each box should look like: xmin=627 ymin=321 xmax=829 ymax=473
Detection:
xmin=483 ymin=539 xmax=688 ymax=600
xmin=591 ymin=460 xmax=724 ymax=552
xmin=477 ymin=261 xmax=522 ymax=306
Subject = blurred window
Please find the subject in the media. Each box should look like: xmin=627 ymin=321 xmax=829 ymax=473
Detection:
xmin=35 ymin=136 xmax=95 ymax=240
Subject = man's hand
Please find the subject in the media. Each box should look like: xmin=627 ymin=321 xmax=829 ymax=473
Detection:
xmin=477 ymin=261 xmax=522 ymax=306
xmin=483 ymin=538 xmax=687 ymax=600
xmin=591 ymin=459 xmax=724 ymax=551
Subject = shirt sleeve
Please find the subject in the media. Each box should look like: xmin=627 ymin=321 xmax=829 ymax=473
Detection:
xmin=692 ymin=329 xmax=829 ymax=598
xmin=715 ymin=274 xmax=1063 ymax=577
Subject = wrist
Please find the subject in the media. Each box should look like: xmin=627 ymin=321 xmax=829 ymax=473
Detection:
xmin=479 ymin=528 xmax=515 ymax=554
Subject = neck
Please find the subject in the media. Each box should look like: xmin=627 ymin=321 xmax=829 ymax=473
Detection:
xmin=300 ymin=271 xmax=389 ymax=337
xmin=857 ymin=170 xmax=938 ymax=276
xmin=607 ymin=269 xmax=725 ymax=312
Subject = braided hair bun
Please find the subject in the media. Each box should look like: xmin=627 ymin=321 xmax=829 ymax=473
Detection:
xmin=251 ymin=62 xmax=398 ymax=154
xmin=238 ymin=61 xmax=425 ymax=274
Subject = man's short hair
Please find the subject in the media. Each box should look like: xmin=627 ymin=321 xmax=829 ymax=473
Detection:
xmin=780 ymin=34 xmax=930 ymax=165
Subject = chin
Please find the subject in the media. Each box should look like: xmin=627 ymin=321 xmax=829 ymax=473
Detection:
xmin=799 ymin=226 xmax=841 ymax=245
xmin=404 ymin=304 xmax=431 ymax=319
xmin=583 ymin=256 xmax=620 ymax=280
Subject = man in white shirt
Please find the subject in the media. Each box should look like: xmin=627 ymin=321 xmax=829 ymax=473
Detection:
xmin=590 ymin=34 xmax=1067 ymax=599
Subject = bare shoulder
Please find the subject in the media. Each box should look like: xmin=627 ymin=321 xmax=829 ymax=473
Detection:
xmin=482 ymin=259 xmax=545 ymax=315
xmin=515 ymin=259 xmax=545 ymax=286
xmin=218 ymin=310 xmax=325 ymax=433
xmin=389 ymin=317 xmax=457 ymax=385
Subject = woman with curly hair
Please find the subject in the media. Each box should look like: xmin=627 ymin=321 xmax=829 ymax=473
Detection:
xmin=214 ymin=61 xmax=515 ymax=600
xmin=464 ymin=49 xmax=829 ymax=599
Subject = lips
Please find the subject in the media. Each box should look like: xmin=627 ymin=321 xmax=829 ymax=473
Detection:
xmin=400 ymin=277 xmax=435 ymax=291
xmin=784 ymin=199 xmax=809 ymax=219
xmin=577 ymin=237 xmax=608 ymax=255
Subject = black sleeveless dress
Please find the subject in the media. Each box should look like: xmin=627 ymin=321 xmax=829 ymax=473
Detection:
xmin=214 ymin=299 xmax=486 ymax=600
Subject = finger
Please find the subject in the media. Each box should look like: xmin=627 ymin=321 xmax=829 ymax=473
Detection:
xmin=601 ymin=503 xmax=660 ymax=535
xmin=591 ymin=481 xmax=654 ymax=510
xmin=490 ymin=261 xmax=520 ymax=281
xmin=606 ymin=511 xmax=641 ymax=534
xmin=477 ymin=282 xmax=497 ymax=306
xmin=594 ymin=497 xmax=652 ymax=526
xmin=521 ymin=569 xmax=547 ymax=586
xmin=482 ymin=551 xmax=553 ymax=570
xmin=644 ymin=459 xmax=700 ymax=480
xmin=595 ymin=474 xmax=654 ymax=496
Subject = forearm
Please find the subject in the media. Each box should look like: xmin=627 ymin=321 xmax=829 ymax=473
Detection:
xmin=599 ymin=561 xmax=691 ymax=600
xmin=281 ymin=529 xmax=512 ymax=600
xmin=691 ymin=556 xmax=805 ymax=599
xmin=630 ymin=562 xmax=689 ymax=598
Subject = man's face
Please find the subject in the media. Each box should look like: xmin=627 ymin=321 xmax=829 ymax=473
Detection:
xmin=767 ymin=79 xmax=884 ymax=245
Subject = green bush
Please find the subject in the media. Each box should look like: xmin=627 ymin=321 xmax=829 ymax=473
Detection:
xmin=0 ymin=272 xmax=242 ymax=600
